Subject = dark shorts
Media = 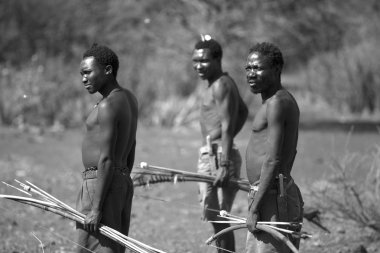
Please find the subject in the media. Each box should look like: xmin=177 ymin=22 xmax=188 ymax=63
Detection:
xmin=245 ymin=181 xmax=304 ymax=253
xmin=197 ymin=145 xmax=242 ymax=221
xmin=75 ymin=170 xmax=134 ymax=253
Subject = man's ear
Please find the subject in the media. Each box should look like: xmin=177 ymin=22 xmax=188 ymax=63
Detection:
xmin=105 ymin=65 xmax=112 ymax=75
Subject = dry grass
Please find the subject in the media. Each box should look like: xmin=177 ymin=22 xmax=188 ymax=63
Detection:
xmin=303 ymin=130 xmax=380 ymax=252
xmin=1 ymin=126 xmax=380 ymax=252
xmin=310 ymin=145 xmax=380 ymax=232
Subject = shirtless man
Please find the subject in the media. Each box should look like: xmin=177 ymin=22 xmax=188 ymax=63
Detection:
xmin=76 ymin=44 xmax=138 ymax=253
xmin=244 ymin=42 xmax=303 ymax=252
xmin=192 ymin=35 xmax=248 ymax=253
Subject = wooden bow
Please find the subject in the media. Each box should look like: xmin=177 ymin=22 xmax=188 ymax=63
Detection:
xmin=206 ymin=224 xmax=299 ymax=253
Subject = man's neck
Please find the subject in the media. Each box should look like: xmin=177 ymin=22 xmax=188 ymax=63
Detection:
xmin=207 ymin=70 xmax=224 ymax=87
xmin=99 ymin=80 xmax=120 ymax=98
xmin=261 ymin=83 xmax=282 ymax=102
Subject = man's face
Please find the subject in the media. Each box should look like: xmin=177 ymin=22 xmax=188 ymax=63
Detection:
xmin=80 ymin=57 xmax=107 ymax=94
xmin=245 ymin=52 xmax=277 ymax=94
xmin=192 ymin=48 xmax=218 ymax=81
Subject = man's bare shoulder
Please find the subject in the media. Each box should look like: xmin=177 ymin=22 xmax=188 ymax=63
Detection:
xmin=123 ymin=88 xmax=138 ymax=108
xmin=267 ymin=89 xmax=299 ymax=116
xmin=216 ymin=74 xmax=236 ymax=88
xmin=270 ymin=89 xmax=295 ymax=104
xmin=212 ymin=75 xmax=237 ymax=98
xmin=98 ymin=92 xmax=122 ymax=109
xmin=96 ymin=91 xmax=128 ymax=117
xmin=99 ymin=89 xmax=136 ymax=107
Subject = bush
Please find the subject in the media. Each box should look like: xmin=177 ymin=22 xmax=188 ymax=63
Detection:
xmin=145 ymin=94 xmax=200 ymax=128
xmin=0 ymin=52 xmax=201 ymax=129
xmin=0 ymin=55 xmax=94 ymax=129
xmin=310 ymin=141 xmax=380 ymax=233
xmin=306 ymin=40 xmax=380 ymax=114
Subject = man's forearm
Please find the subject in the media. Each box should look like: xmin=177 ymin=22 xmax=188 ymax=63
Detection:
xmin=220 ymin=123 xmax=234 ymax=162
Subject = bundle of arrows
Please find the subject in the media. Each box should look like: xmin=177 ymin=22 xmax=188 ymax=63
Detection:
xmin=206 ymin=210 xmax=312 ymax=253
xmin=1 ymin=179 xmax=166 ymax=253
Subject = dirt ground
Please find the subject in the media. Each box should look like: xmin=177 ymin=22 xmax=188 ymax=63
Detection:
xmin=0 ymin=124 xmax=379 ymax=252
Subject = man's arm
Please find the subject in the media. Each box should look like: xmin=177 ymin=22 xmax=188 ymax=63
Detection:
xmin=126 ymin=139 xmax=136 ymax=170
xmin=213 ymin=79 xmax=239 ymax=187
xmin=125 ymin=90 xmax=138 ymax=171
xmin=235 ymin=96 xmax=248 ymax=135
xmin=84 ymin=100 xmax=117 ymax=232
xmin=247 ymin=98 xmax=285 ymax=233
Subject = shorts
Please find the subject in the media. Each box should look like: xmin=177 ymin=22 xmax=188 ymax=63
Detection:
xmin=197 ymin=144 xmax=242 ymax=221
xmin=75 ymin=170 xmax=134 ymax=253
xmin=245 ymin=180 xmax=304 ymax=253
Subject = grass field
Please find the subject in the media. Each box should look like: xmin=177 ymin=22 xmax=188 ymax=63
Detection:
xmin=0 ymin=123 xmax=379 ymax=252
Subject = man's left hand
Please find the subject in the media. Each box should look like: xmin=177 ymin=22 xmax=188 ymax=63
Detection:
xmin=213 ymin=166 xmax=229 ymax=187
xmin=84 ymin=209 xmax=102 ymax=233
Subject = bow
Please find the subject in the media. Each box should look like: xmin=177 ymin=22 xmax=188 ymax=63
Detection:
xmin=205 ymin=210 xmax=313 ymax=253
xmin=133 ymin=162 xmax=250 ymax=191
xmin=133 ymin=162 xmax=329 ymax=232
xmin=206 ymin=224 xmax=300 ymax=253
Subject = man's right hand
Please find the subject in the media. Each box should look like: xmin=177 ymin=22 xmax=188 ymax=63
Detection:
xmin=247 ymin=208 xmax=260 ymax=234
xmin=213 ymin=166 xmax=229 ymax=187
xmin=84 ymin=209 xmax=102 ymax=233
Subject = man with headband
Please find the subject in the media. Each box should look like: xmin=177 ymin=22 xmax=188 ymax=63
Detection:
xmin=76 ymin=44 xmax=138 ymax=253
xmin=192 ymin=35 xmax=248 ymax=253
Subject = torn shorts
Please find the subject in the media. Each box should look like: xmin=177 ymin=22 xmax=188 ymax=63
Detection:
xmin=245 ymin=180 xmax=304 ymax=253
xmin=75 ymin=168 xmax=134 ymax=253
xmin=197 ymin=144 xmax=242 ymax=221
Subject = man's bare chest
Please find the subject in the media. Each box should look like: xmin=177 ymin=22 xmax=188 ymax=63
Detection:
xmin=252 ymin=104 xmax=267 ymax=132
xmin=85 ymin=106 xmax=99 ymax=131
xmin=201 ymin=88 xmax=215 ymax=108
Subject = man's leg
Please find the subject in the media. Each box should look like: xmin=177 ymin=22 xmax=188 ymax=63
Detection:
xmin=75 ymin=179 xmax=101 ymax=253
xmin=215 ymin=184 xmax=238 ymax=253
xmin=246 ymin=192 xmax=290 ymax=253
xmin=121 ymin=176 xmax=134 ymax=253
xmin=213 ymin=222 xmax=235 ymax=253
xmin=285 ymin=183 xmax=304 ymax=250
xmin=99 ymin=174 xmax=130 ymax=253
xmin=216 ymin=148 xmax=242 ymax=253
xmin=198 ymin=151 xmax=219 ymax=221
xmin=121 ymin=176 xmax=134 ymax=236
xmin=198 ymin=151 xmax=228 ymax=252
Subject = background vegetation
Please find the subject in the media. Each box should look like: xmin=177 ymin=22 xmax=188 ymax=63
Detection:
xmin=1 ymin=0 xmax=380 ymax=128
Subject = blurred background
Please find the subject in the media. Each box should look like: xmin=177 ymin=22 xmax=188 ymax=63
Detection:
xmin=1 ymin=0 xmax=380 ymax=130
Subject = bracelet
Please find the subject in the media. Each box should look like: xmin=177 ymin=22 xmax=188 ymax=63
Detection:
xmin=220 ymin=160 xmax=232 ymax=167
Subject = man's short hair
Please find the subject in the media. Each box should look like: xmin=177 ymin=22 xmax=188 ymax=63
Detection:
xmin=194 ymin=38 xmax=223 ymax=61
xmin=249 ymin=42 xmax=284 ymax=71
xmin=83 ymin=43 xmax=119 ymax=77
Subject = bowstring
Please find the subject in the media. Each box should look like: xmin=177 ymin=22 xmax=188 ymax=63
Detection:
xmin=209 ymin=244 xmax=237 ymax=253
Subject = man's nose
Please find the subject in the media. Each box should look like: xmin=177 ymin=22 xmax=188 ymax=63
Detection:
xmin=194 ymin=63 xmax=202 ymax=70
xmin=82 ymin=75 xmax=88 ymax=83
xmin=247 ymin=70 xmax=256 ymax=77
